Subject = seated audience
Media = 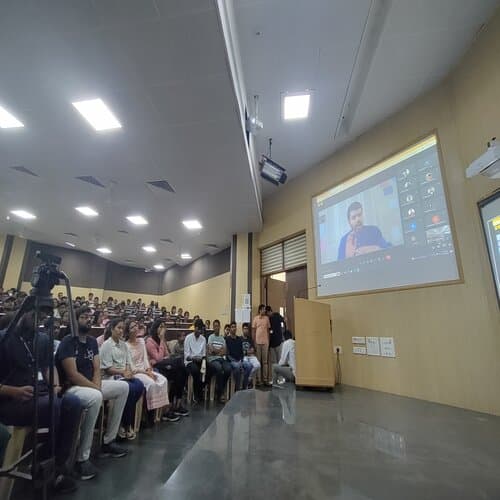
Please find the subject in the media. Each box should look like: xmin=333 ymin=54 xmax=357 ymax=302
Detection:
xmin=223 ymin=323 xmax=230 ymax=337
xmin=0 ymin=310 xmax=83 ymax=493
xmin=170 ymin=305 xmax=177 ymax=316
xmin=184 ymin=319 xmax=206 ymax=402
xmin=205 ymin=319 xmax=211 ymax=330
xmin=177 ymin=307 xmax=183 ymax=317
xmin=100 ymin=319 xmax=145 ymax=440
xmin=183 ymin=311 xmax=190 ymax=320
xmin=226 ymin=321 xmax=252 ymax=391
xmin=145 ymin=320 xmax=188 ymax=418
xmin=124 ymin=320 xmax=171 ymax=420
xmin=207 ymin=319 xmax=231 ymax=403
xmin=242 ymin=322 xmax=260 ymax=387
xmin=56 ymin=307 xmax=128 ymax=481
xmin=272 ymin=330 xmax=296 ymax=387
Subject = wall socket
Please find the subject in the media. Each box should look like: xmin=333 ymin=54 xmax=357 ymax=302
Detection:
xmin=334 ymin=345 xmax=343 ymax=354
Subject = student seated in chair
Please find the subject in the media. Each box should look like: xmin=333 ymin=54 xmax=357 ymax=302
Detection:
xmin=242 ymin=322 xmax=260 ymax=388
xmin=226 ymin=322 xmax=252 ymax=391
xmin=272 ymin=330 xmax=296 ymax=388
xmin=0 ymin=310 xmax=83 ymax=494
xmin=56 ymin=307 xmax=129 ymax=481
xmin=207 ymin=320 xmax=231 ymax=403
xmin=184 ymin=319 xmax=206 ymax=403
xmin=100 ymin=319 xmax=145 ymax=441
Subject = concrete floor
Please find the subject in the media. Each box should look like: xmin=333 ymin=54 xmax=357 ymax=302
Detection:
xmin=12 ymin=385 xmax=500 ymax=499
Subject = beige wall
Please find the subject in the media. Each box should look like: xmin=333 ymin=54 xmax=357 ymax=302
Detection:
xmin=3 ymin=236 xmax=27 ymax=290
xmin=160 ymin=272 xmax=231 ymax=323
xmin=235 ymin=233 xmax=249 ymax=311
xmin=255 ymin=10 xmax=500 ymax=414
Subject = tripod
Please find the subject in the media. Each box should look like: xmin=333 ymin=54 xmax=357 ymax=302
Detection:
xmin=0 ymin=251 xmax=78 ymax=500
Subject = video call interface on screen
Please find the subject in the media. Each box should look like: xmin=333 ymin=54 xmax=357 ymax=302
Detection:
xmin=312 ymin=135 xmax=460 ymax=296
xmin=479 ymin=192 xmax=500 ymax=303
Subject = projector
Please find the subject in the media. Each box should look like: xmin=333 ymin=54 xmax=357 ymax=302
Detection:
xmin=246 ymin=115 xmax=263 ymax=135
xmin=466 ymin=138 xmax=500 ymax=179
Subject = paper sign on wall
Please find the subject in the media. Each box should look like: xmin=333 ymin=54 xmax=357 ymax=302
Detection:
xmin=380 ymin=337 xmax=396 ymax=358
xmin=353 ymin=346 xmax=367 ymax=355
xmin=242 ymin=293 xmax=251 ymax=308
xmin=352 ymin=336 xmax=366 ymax=344
xmin=366 ymin=337 xmax=381 ymax=356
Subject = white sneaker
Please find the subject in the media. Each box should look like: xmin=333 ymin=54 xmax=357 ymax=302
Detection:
xmin=126 ymin=429 xmax=136 ymax=440
xmin=118 ymin=426 xmax=127 ymax=439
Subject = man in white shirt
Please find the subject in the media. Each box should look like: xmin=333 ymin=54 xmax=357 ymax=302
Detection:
xmin=184 ymin=318 xmax=207 ymax=402
xmin=272 ymin=330 xmax=296 ymax=387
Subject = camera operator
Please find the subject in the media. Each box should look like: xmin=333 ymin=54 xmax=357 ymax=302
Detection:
xmin=0 ymin=309 xmax=83 ymax=494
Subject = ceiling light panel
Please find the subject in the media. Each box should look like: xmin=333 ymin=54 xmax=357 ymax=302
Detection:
xmin=153 ymin=264 xmax=165 ymax=270
xmin=65 ymin=242 xmax=76 ymax=247
xmin=75 ymin=206 xmax=99 ymax=217
xmin=142 ymin=245 xmax=156 ymax=253
xmin=126 ymin=215 xmax=148 ymax=225
xmin=96 ymin=247 xmax=112 ymax=254
xmin=180 ymin=253 xmax=192 ymax=260
xmin=72 ymin=98 xmax=122 ymax=131
xmin=182 ymin=219 xmax=202 ymax=230
xmin=0 ymin=106 xmax=24 ymax=128
xmin=10 ymin=209 xmax=36 ymax=220
xmin=283 ymin=93 xmax=310 ymax=120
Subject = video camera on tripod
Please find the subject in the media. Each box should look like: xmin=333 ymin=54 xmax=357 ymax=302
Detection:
xmin=0 ymin=250 xmax=78 ymax=499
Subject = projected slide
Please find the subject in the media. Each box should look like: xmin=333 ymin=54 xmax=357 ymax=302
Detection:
xmin=312 ymin=135 xmax=460 ymax=296
xmin=479 ymin=190 xmax=500 ymax=304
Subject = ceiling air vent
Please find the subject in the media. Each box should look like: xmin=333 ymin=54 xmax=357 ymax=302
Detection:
xmin=118 ymin=230 xmax=129 ymax=234
xmin=160 ymin=238 xmax=173 ymax=244
xmin=75 ymin=175 xmax=106 ymax=188
xmin=124 ymin=259 xmax=135 ymax=263
xmin=147 ymin=180 xmax=175 ymax=193
xmin=64 ymin=232 xmax=78 ymax=237
xmin=10 ymin=166 xmax=38 ymax=177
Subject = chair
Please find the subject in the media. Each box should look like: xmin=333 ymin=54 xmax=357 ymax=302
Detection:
xmin=134 ymin=395 xmax=144 ymax=434
xmin=0 ymin=427 xmax=31 ymax=500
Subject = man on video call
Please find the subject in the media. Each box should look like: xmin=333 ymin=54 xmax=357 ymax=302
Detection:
xmin=337 ymin=201 xmax=391 ymax=260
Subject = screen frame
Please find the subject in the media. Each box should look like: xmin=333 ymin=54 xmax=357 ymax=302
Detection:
xmin=477 ymin=188 xmax=500 ymax=308
xmin=310 ymin=129 xmax=464 ymax=299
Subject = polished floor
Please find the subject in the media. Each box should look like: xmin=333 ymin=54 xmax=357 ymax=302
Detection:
xmin=13 ymin=385 xmax=500 ymax=499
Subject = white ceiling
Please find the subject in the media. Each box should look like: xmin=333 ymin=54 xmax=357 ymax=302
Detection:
xmin=233 ymin=0 xmax=500 ymax=196
xmin=0 ymin=0 xmax=262 ymax=269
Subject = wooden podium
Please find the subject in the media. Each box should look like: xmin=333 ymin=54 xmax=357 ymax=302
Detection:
xmin=294 ymin=298 xmax=335 ymax=388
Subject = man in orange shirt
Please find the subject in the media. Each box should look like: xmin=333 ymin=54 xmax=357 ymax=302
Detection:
xmin=252 ymin=304 xmax=271 ymax=385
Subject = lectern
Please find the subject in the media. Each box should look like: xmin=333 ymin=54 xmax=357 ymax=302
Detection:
xmin=294 ymin=298 xmax=335 ymax=388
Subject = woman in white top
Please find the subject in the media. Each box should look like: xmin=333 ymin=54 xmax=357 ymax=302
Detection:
xmin=124 ymin=320 xmax=174 ymax=422
xmin=100 ymin=319 xmax=145 ymax=440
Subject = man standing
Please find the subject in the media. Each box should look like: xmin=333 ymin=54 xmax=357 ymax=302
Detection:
xmin=242 ymin=322 xmax=260 ymax=387
xmin=56 ymin=307 xmax=128 ymax=480
xmin=226 ymin=322 xmax=252 ymax=391
xmin=0 ymin=310 xmax=83 ymax=493
xmin=266 ymin=306 xmax=285 ymax=367
xmin=184 ymin=318 xmax=207 ymax=402
xmin=337 ymin=201 xmax=391 ymax=260
xmin=272 ymin=330 xmax=296 ymax=387
xmin=207 ymin=319 xmax=231 ymax=403
xmin=252 ymin=304 xmax=271 ymax=385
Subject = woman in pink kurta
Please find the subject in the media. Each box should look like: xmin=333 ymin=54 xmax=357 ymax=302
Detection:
xmin=125 ymin=320 xmax=169 ymax=411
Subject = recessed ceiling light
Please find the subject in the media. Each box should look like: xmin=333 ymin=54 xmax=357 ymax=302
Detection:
xmin=10 ymin=209 xmax=36 ymax=220
xmin=126 ymin=215 xmax=148 ymax=226
xmin=153 ymin=264 xmax=165 ymax=270
xmin=72 ymin=98 xmax=122 ymax=131
xmin=142 ymin=245 xmax=156 ymax=253
xmin=180 ymin=253 xmax=192 ymax=260
xmin=182 ymin=219 xmax=202 ymax=230
xmin=283 ymin=93 xmax=310 ymax=120
xmin=0 ymin=106 xmax=24 ymax=128
xmin=65 ymin=242 xmax=76 ymax=248
xmin=96 ymin=247 xmax=112 ymax=254
xmin=75 ymin=206 xmax=99 ymax=217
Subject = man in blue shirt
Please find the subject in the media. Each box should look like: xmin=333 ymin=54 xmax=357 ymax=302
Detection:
xmin=337 ymin=201 xmax=391 ymax=260
xmin=225 ymin=322 xmax=252 ymax=391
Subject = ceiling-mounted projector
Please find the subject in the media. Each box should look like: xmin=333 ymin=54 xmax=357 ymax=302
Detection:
xmin=466 ymin=138 xmax=500 ymax=179
xmin=260 ymin=155 xmax=287 ymax=186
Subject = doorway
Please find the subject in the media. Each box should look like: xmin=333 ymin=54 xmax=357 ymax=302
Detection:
xmin=261 ymin=266 xmax=307 ymax=332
